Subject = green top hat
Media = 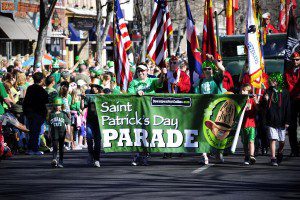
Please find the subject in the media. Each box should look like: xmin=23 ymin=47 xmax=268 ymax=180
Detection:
xmin=52 ymin=59 xmax=60 ymax=69
xmin=202 ymin=60 xmax=216 ymax=71
xmin=107 ymin=61 xmax=114 ymax=68
xmin=53 ymin=97 xmax=63 ymax=106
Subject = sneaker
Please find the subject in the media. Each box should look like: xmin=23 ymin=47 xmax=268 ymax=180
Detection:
xmin=131 ymin=155 xmax=140 ymax=166
xmin=72 ymin=146 xmax=82 ymax=150
xmin=244 ymin=161 xmax=250 ymax=165
xmin=51 ymin=159 xmax=58 ymax=168
xmin=244 ymin=156 xmax=250 ymax=165
xmin=270 ymin=158 xmax=278 ymax=166
xmin=94 ymin=161 xmax=101 ymax=168
xmin=199 ymin=155 xmax=209 ymax=165
xmin=57 ymin=161 xmax=64 ymax=168
xmin=277 ymin=153 xmax=283 ymax=164
xmin=64 ymin=146 xmax=70 ymax=151
xmin=249 ymin=156 xmax=256 ymax=165
xmin=131 ymin=161 xmax=138 ymax=166
xmin=34 ymin=151 xmax=44 ymax=155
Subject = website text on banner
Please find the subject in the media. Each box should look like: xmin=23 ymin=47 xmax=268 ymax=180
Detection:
xmin=95 ymin=94 xmax=247 ymax=153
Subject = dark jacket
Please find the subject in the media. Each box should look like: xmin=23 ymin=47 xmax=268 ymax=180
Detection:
xmin=263 ymin=87 xmax=291 ymax=128
xmin=23 ymin=84 xmax=49 ymax=119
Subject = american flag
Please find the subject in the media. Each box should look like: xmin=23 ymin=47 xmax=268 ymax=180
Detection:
xmin=147 ymin=0 xmax=173 ymax=68
xmin=115 ymin=0 xmax=132 ymax=91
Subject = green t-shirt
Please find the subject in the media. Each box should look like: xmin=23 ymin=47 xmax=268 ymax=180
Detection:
xmin=128 ymin=78 xmax=162 ymax=94
xmin=51 ymin=72 xmax=61 ymax=84
xmin=0 ymin=82 xmax=8 ymax=115
xmin=49 ymin=111 xmax=70 ymax=140
xmin=195 ymin=77 xmax=226 ymax=94
xmin=70 ymin=101 xmax=81 ymax=113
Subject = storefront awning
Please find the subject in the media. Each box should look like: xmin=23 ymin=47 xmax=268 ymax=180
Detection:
xmin=0 ymin=15 xmax=37 ymax=41
xmin=15 ymin=18 xmax=38 ymax=41
xmin=66 ymin=7 xmax=97 ymax=16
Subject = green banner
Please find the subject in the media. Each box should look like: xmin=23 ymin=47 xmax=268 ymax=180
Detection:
xmin=95 ymin=94 xmax=247 ymax=153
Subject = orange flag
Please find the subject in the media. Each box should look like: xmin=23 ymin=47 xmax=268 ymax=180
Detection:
xmin=226 ymin=0 xmax=239 ymax=35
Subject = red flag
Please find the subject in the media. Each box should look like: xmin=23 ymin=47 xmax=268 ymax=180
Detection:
xmin=147 ymin=0 xmax=173 ymax=68
xmin=226 ymin=0 xmax=239 ymax=35
xmin=278 ymin=0 xmax=297 ymax=32
xmin=202 ymin=0 xmax=217 ymax=61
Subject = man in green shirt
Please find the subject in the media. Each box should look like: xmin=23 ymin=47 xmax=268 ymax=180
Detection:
xmin=128 ymin=63 xmax=167 ymax=166
xmin=128 ymin=63 xmax=167 ymax=95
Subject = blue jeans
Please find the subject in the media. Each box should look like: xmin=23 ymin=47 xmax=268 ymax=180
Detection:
xmin=86 ymin=123 xmax=101 ymax=161
xmin=26 ymin=113 xmax=45 ymax=152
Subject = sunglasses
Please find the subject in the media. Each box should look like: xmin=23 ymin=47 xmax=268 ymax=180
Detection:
xmin=170 ymin=61 xmax=178 ymax=65
xmin=293 ymin=59 xmax=300 ymax=61
xmin=203 ymin=68 xmax=212 ymax=71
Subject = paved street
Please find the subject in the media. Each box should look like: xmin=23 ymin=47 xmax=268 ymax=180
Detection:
xmin=0 ymin=145 xmax=300 ymax=200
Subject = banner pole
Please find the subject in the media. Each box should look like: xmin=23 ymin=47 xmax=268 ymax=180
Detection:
xmin=231 ymin=105 xmax=247 ymax=154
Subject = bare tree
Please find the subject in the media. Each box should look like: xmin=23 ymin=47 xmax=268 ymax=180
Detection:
xmin=34 ymin=0 xmax=58 ymax=68
xmin=95 ymin=0 xmax=114 ymax=65
xmin=135 ymin=0 xmax=153 ymax=62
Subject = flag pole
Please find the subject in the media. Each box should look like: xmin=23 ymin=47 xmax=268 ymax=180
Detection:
xmin=215 ymin=11 xmax=221 ymax=54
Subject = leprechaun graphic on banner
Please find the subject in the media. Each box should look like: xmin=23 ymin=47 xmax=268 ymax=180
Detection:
xmin=94 ymin=94 xmax=247 ymax=153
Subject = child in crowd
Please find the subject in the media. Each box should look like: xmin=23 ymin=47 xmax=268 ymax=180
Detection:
xmin=49 ymin=97 xmax=71 ymax=168
xmin=263 ymin=73 xmax=290 ymax=166
xmin=241 ymin=84 xmax=259 ymax=165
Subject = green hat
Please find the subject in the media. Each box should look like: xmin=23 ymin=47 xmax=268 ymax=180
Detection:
xmin=107 ymin=61 xmax=114 ymax=68
xmin=94 ymin=69 xmax=103 ymax=76
xmin=269 ymin=72 xmax=284 ymax=91
xmin=90 ymin=78 xmax=102 ymax=86
xmin=75 ymin=56 xmax=80 ymax=62
xmin=202 ymin=60 xmax=216 ymax=71
xmin=53 ymin=97 xmax=63 ymax=106
xmin=52 ymin=59 xmax=59 ymax=69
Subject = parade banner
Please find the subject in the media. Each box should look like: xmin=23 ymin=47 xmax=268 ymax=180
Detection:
xmin=95 ymin=94 xmax=247 ymax=153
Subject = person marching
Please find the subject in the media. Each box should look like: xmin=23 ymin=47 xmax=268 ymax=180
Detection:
xmin=240 ymin=84 xmax=259 ymax=165
xmin=82 ymin=78 xmax=103 ymax=168
xmin=194 ymin=57 xmax=227 ymax=165
xmin=263 ymin=72 xmax=291 ymax=166
xmin=284 ymin=52 xmax=300 ymax=157
xmin=49 ymin=97 xmax=71 ymax=168
xmin=128 ymin=63 xmax=167 ymax=166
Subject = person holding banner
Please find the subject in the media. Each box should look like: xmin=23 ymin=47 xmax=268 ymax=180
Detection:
xmin=166 ymin=56 xmax=191 ymax=94
xmin=193 ymin=59 xmax=226 ymax=164
xmin=128 ymin=63 xmax=167 ymax=166
xmin=82 ymin=78 xmax=103 ymax=168
xmin=263 ymin=73 xmax=291 ymax=166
